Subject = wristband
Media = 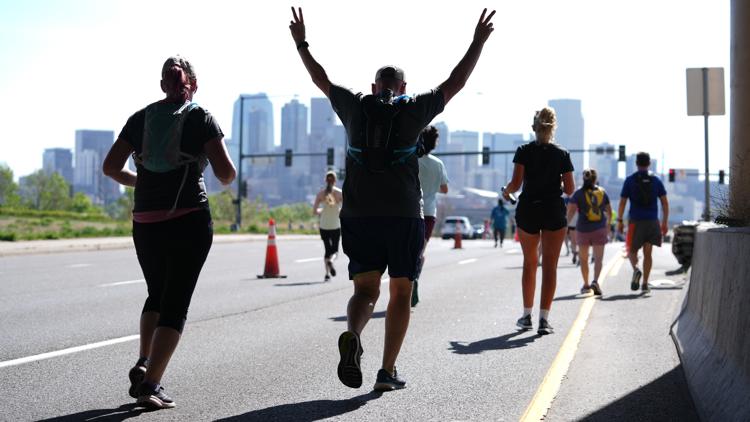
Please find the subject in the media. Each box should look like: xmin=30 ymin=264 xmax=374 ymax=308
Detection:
xmin=296 ymin=41 xmax=309 ymax=50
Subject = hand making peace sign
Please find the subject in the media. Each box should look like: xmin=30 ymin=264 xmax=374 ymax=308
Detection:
xmin=474 ymin=8 xmax=496 ymax=44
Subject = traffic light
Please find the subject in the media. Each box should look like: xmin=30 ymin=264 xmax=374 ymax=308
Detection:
xmin=719 ymin=170 xmax=725 ymax=184
xmin=284 ymin=149 xmax=293 ymax=167
xmin=618 ymin=145 xmax=626 ymax=162
xmin=240 ymin=180 xmax=248 ymax=198
xmin=327 ymin=148 xmax=334 ymax=166
xmin=668 ymin=168 xmax=675 ymax=182
xmin=482 ymin=147 xmax=490 ymax=166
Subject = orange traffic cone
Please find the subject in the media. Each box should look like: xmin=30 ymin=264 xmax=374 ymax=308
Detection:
xmin=453 ymin=221 xmax=463 ymax=249
xmin=257 ymin=218 xmax=287 ymax=279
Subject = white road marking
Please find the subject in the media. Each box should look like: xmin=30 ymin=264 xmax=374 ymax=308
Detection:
xmin=649 ymin=279 xmax=676 ymax=287
xmin=295 ymin=257 xmax=322 ymax=263
xmin=458 ymin=258 xmax=478 ymax=265
xmin=98 ymin=279 xmax=145 ymax=287
xmin=67 ymin=263 xmax=92 ymax=268
xmin=505 ymin=248 xmax=522 ymax=254
xmin=0 ymin=335 xmax=140 ymax=369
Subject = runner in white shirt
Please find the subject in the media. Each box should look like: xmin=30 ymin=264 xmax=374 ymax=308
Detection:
xmin=313 ymin=171 xmax=343 ymax=281
xmin=413 ymin=125 xmax=449 ymax=306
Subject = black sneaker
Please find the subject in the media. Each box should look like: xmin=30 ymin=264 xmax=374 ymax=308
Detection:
xmin=128 ymin=359 xmax=147 ymax=399
xmin=328 ymin=260 xmax=337 ymax=277
xmin=590 ymin=281 xmax=602 ymax=296
xmin=136 ymin=383 xmax=176 ymax=409
xmin=373 ymin=368 xmax=406 ymax=391
xmin=411 ymin=280 xmax=419 ymax=308
xmin=516 ymin=314 xmax=532 ymax=330
xmin=337 ymin=331 xmax=363 ymax=388
xmin=631 ymin=268 xmax=642 ymax=291
xmin=537 ymin=318 xmax=554 ymax=335
xmin=572 ymin=253 xmax=578 ymax=264
xmin=324 ymin=274 xmax=331 ymax=282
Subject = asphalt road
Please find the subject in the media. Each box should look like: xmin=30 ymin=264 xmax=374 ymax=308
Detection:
xmin=0 ymin=236 xmax=697 ymax=421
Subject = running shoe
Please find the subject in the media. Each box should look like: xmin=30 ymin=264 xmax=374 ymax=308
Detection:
xmin=590 ymin=281 xmax=603 ymax=296
xmin=328 ymin=260 xmax=337 ymax=277
xmin=516 ymin=314 xmax=532 ymax=330
xmin=324 ymin=275 xmax=331 ymax=282
xmin=128 ymin=359 xmax=147 ymax=399
xmin=641 ymin=283 xmax=651 ymax=293
xmin=411 ymin=280 xmax=419 ymax=308
xmin=580 ymin=285 xmax=592 ymax=294
xmin=373 ymin=368 xmax=406 ymax=391
xmin=337 ymin=331 xmax=363 ymax=388
xmin=136 ymin=384 xmax=176 ymax=409
xmin=537 ymin=318 xmax=554 ymax=335
xmin=572 ymin=253 xmax=578 ymax=264
xmin=630 ymin=268 xmax=642 ymax=291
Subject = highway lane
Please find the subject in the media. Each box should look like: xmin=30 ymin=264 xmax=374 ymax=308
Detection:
xmin=1 ymin=237 xmax=625 ymax=420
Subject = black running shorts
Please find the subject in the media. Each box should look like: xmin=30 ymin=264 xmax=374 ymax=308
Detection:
xmin=341 ymin=217 xmax=425 ymax=281
xmin=515 ymin=197 xmax=567 ymax=234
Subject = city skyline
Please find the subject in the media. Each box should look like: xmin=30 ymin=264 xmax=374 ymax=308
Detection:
xmin=0 ymin=1 xmax=730 ymax=181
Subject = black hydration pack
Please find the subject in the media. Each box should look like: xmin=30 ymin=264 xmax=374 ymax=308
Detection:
xmin=634 ymin=172 xmax=655 ymax=206
xmin=348 ymin=89 xmax=420 ymax=173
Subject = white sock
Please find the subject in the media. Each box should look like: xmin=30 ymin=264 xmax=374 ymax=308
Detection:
xmin=540 ymin=309 xmax=550 ymax=321
xmin=523 ymin=307 xmax=532 ymax=317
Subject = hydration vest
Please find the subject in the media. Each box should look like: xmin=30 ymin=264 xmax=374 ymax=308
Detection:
xmin=582 ymin=187 xmax=605 ymax=222
xmin=634 ymin=172 xmax=655 ymax=207
xmin=132 ymin=101 xmax=207 ymax=212
xmin=347 ymin=91 xmax=418 ymax=173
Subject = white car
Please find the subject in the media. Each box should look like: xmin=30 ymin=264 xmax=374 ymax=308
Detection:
xmin=441 ymin=216 xmax=475 ymax=239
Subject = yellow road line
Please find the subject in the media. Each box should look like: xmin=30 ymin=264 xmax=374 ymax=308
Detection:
xmin=519 ymin=254 xmax=624 ymax=422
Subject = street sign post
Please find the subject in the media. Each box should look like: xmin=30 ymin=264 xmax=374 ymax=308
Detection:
xmin=686 ymin=67 xmax=725 ymax=221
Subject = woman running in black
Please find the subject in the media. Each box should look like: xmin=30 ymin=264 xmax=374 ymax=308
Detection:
xmin=103 ymin=56 xmax=236 ymax=409
xmin=503 ymin=107 xmax=575 ymax=335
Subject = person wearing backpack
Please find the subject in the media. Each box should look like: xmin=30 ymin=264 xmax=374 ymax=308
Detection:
xmin=102 ymin=56 xmax=236 ymax=409
xmin=289 ymin=6 xmax=495 ymax=391
xmin=567 ymin=168 xmax=611 ymax=296
xmin=503 ymin=107 xmax=576 ymax=335
xmin=617 ymin=152 xmax=669 ymax=293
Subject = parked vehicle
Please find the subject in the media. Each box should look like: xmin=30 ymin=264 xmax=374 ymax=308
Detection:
xmin=441 ymin=216 xmax=474 ymax=239
xmin=472 ymin=224 xmax=485 ymax=239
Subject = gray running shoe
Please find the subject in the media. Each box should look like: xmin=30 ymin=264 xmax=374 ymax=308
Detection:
xmin=631 ymin=268 xmax=643 ymax=291
xmin=128 ymin=360 xmax=147 ymax=399
xmin=136 ymin=384 xmax=176 ymax=409
xmin=337 ymin=331 xmax=363 ymax=388
xmin=641 ymin=283 xmax=651 ymax=293
xmin=374 ymin=368 xmax=406 ymax=391
xmin=591 ymin=281 xmax=602 ymax=296
xmin=537 ymin=318 xmax=554 ymax=335
xmin=580 ymin=285 xmax=592 ymax=294
xmin=516 ymin=314 xmax=533 ymax=330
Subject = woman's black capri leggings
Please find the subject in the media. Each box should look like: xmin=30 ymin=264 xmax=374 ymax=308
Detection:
xmin=319 ymin=228 xmax=341 ymax=259
xmin=132 ymin=209 xmax=213 ymax=333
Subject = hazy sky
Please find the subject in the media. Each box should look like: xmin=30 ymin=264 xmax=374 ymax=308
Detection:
xmin=0 ymin=0 xmax=730 ymax=180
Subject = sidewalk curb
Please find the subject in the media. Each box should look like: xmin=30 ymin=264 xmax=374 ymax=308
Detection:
xmin=0 ymin=234 xmax=319 ymax=257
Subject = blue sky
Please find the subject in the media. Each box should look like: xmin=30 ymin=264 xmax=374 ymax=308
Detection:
xmin=0 ymin=0 xmax=730 ymax=180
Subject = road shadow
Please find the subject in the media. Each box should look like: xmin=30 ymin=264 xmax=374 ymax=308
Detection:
xmin=599 ymin=293 xmax=650 ymax=301
xmin=578 ymin=366 xmax=699 ymax=421
xmin=37 ymin=403 xmax=152 ymax=421
xmin=448 ymin=330 xmax=540 ymax=354
xmin=274 ymin=280 xmax=330 ymax=287
xmin=329 ymin=311 xmax=386 ymax=322
xmin=554 ymin=293 xmax=588 ymax=302
xmin=214 ymin=391 xmax=383 ymax=422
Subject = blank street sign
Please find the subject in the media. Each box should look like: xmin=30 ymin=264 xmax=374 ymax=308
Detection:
xmin=686 ymin=67 xmax=725 ymax=116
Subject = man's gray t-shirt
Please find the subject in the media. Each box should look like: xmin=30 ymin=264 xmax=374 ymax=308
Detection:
xmin=329 ymin=84 xmax=445 ymax=218
xmin=418 ymin=154 xmax=449 ymax=217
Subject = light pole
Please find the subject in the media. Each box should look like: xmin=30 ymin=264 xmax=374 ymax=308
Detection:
xmin=234 ymin=95 xmax=248 ymax=230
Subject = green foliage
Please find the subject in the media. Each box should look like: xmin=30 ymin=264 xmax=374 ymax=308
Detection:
xmin=68 ymin=192 xmax=97 ymax=213
xmin=0 ymin=163 xmax=21 ymax=207
xmin=105 ymin=187 xmax=134 ymax=220
xmin=20 ymin=170 xmax=71 ymax=210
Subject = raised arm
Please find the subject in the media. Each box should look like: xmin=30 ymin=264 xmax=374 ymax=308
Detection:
xmin=438 ymin=8 xmax=496 ymax=105
xmin=290 ymin=7 xmax=331 ymax=96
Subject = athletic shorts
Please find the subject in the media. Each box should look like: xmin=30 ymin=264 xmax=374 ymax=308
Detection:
xmin=575 ymin=226 xmax=609 ymax=246
xmin=341 ymin=217 xmax=425 ymax=281
xmin=515 ymin=197 xmax=567 ymax=234
xmin=424 ymin=216 xmax=436 ymax=241
xmin=630 ymin=219 xmax=662 ymax=252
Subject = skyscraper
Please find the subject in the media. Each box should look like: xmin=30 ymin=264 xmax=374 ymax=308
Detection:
xmin=432 ymin=121 xmax=450 ymax=154
xmin=588 ymin=142 xmax=619 ymax=186
xmin=451 ymin=130 xmax=480 ymax=187
xmin=483 ymin=132 xmax=524 ymax=185
xmin=43 ymin=148 xmax=73 ymax=186
xmin=309 ymin=97 xmax=339 ymax=178
xmin=548 ymin=99 xmax=584 ymax=174
xmin=74 ymin=130 xmax=119 ymax=204
xmin=280 ymin=99 xmax=309 ymax=202
xmin=232 ymin=94 xmax=275 ymax=178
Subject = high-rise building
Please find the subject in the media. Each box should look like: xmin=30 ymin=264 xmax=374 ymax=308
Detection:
xmin=432 ymin=121 xmax=450 ymax=154
xmin=43 ymin=148 xmax=73 ymax=186
xmin=232 ymin=94 xmax=275 ymax=178
xmin=548 ymin=99 xmax=584 ymax=174
xmin=483 ymin=132 xmax=525 ymax=185
xmin=587 ymin=142 xmax=619 ymax=186
xmin=309 ymin=97 xmax=342 ymax=180
xmin=280 ymin=99 xmax=309 ymax=202
xmin=74 ymin=130 xmax=119 ymax=204
xmin=451 ymin=130 xmax=480 ymax=186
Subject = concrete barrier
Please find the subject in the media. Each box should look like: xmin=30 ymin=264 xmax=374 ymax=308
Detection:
xmin=671 ymin=226 xmax=750 ymax=421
